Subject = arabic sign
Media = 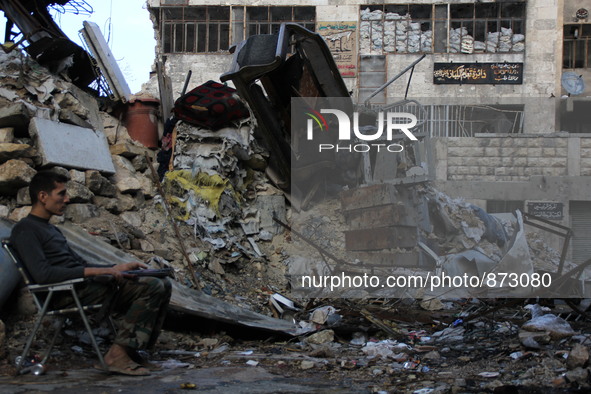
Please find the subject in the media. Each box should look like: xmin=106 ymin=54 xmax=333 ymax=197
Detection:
xmin=527 ymin=202 xmax=563 ymax=220
xmin=433 ymin=62 xmax=523 ymax=84
xmin=317 ymin=22 xmax=358 ymax=78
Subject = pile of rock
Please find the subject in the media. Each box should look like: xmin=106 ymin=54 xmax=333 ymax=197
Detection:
xmin=0 ymin=49 xmax=190 ymax=272
xmin=360 ymin=8 xmax=432 ymax=54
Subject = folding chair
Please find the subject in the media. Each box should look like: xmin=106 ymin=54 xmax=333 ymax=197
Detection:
xmin=1 ymin=239 xmax=108 ymax=374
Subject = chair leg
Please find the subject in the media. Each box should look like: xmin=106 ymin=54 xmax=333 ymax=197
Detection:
xmin=16 ymin=290 xmax=55 ymax=374
xmin=70 ymin=288 xmax=107 ymax=370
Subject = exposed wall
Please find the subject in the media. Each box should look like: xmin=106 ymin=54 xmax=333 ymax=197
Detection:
xmin=147 ymin=0 xmax=562 ymax=103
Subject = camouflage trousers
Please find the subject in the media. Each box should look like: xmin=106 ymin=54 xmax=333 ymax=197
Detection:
xmin=54 ymin=276 xmax=172 ymax=350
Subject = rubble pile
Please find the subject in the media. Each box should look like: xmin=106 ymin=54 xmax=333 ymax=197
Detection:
xmin=360 ymin=8 xmax=432 ymax=54
xmin=0 ymin=46 xmax=297 ymax=320
xmin=0 ymin=50 xmax=173 ymax=261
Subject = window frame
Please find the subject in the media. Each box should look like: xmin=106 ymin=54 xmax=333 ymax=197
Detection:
xmin=563 ymin=23 xmax=591 ymax=69
xmin=359 ymin=1 xmax=526 ymax=55
xmin=159 ymin=5 xmax=316 ymax=54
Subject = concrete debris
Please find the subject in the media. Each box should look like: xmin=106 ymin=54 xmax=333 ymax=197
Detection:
xmin=567 ymin=343 xmax=589 ymax=370
xmin=521 ymin=304 xmax=575 ymax=340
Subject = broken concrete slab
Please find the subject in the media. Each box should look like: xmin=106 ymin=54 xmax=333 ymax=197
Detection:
xmin=29 ymin=117 xmax=115 ymax=174
xmin=0 ymin=159 xmax=36 ymax=195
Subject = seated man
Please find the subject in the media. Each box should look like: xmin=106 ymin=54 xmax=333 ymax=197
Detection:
xmin=10 ymin=171 xmax=171 ymax=376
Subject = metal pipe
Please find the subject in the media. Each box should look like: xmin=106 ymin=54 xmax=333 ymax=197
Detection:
xmin=364 ymin=54 xmax=426 ymax=107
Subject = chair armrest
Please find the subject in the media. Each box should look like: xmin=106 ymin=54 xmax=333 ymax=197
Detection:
xmin=28 ymin=278 xmax=86 ymax=292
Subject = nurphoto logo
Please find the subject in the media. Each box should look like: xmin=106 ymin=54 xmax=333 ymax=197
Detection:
xmin=305 ymin=109 xmax=419 ymax=153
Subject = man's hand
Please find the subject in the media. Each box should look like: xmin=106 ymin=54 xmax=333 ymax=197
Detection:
xmin=113 ymin=262 xmax=148 ymax=272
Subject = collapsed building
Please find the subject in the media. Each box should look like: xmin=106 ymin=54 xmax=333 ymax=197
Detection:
xmin=1 ymin=0 xmax=590 ymax=326
xmin=2 ymin=2 xmax=591 ymax=391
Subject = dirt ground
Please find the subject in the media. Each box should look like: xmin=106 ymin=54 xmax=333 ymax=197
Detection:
xmin=2 ymin=297 xmax=591 ymax=393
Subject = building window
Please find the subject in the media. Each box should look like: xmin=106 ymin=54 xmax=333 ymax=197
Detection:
xmin=244 ymin=6 xmax=315 ymax=37
xmin=159 ymin=6 xmax=315 ymax=54
xmin=161 ymin=6 xmax=230 ymax=53
xmin=360 ymin=2 xmax=526 ymax=55
xmin=563 ymin=24 xmax=591 ymax=69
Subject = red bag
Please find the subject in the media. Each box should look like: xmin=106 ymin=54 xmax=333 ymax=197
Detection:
xmin=173 ymin=80 xmax=249 ymax=130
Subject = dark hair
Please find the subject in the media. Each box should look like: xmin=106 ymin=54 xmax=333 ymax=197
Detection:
xmin=29 ymin=171 xmax=69 ymax=204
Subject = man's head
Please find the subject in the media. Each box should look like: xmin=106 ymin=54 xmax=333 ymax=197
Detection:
xmin=29 ymin=171 xmax=70 ymax=218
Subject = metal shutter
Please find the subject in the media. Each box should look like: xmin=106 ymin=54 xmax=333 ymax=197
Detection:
xmin=569 ymin=201 xmax=591 ymax=264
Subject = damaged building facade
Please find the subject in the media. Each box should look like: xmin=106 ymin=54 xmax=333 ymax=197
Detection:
xmin=146 ymin=0 xmax=591 ymax=264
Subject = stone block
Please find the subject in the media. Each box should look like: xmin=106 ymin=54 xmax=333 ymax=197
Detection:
xmin=0 ymin=128 xmax=14 ymax=143
xmin=110 ymin=142 xmax=153 ymax=160
xmin=69 ymin=169 xmax=86 ymax=184
xmin=121 ymin=211 xmax=143 ymax=227
xmin=132 ymin=155 xmax=148 ymax=172
xmin=101 ymin=112 xmax=131 ymax=145
xmin=484 ymin=147 xmax=500 ymax=156
xmin=138 ymin=174 xmax=156 ymax=198
xmin=86 ymin=170 xmax=117 ymax=197
xmin=115 ymin=192 xmax=139 ymax=212
xmin=93 ymin=196 xmax=119 ymax=213
xmin=527 ymin=148 xmax=542 ymax=157
xmin=0 ymin=160 xmax=36 ymax=195
xmin=139 ymin=239 xmax=155 ymax=252
xmin=66 ymin=181 xmax=94 ymax=203
xmin=53 ymin=92 xmax=90 ymax=119
xmin=0 ymin=205 xmax=9 ymax=218
xmin=0 ymin=102 xmax=35 ymax=133
xmin=112 ymin=155 xmax=141 ymax=194
xmin=9 ymin=206 xmax=31 ymax=222
xmin=29 ymin=117 xmax=115 ymax=174
xmin=64 ymin=204 xmax=99 ymax=223
xmin=58 ymin=109 xmax=93 ymax=129
xmin=0 ymin=143 xmax=33 ymax=164
xmin=16 ymin=187 xmax=31 ymax=206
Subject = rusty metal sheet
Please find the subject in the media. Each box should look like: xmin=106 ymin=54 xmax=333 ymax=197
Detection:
xmin=345 ymin=226 xmax=418 ymax=250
